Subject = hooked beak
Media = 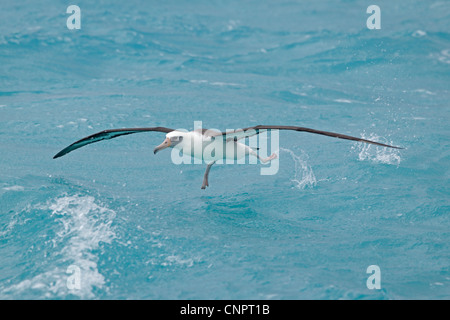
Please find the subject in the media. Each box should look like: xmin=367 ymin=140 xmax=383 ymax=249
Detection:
xmin=153 ymin=137 xmax=171 ymax=154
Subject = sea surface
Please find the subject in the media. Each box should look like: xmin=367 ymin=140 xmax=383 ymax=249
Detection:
xmin=0 ymin=0 xmax=449 ymax=299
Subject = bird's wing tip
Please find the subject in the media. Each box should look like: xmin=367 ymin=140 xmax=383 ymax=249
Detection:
xmin=388 ymin=144 xmax=405 ymax=150
xmin=53 ymin=150 xmax=67 ymax=159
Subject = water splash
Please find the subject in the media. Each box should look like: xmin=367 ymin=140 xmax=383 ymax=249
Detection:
xmin=280 ymin=148 xmax=317 ymax=189
xmin=353 ymin=133 xmax=401 ymax=165
xmin=1 ymin=195 xmax=116 ymax=299
xmin=50 ymin=195 xmax=116 ymax=298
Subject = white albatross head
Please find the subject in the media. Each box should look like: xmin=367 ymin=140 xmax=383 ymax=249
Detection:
xmin=153 ymin=131 xmax=186 ymax=154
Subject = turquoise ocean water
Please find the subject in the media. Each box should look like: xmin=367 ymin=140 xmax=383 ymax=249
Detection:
xmin=0 ymin=0 xmax=449 ymax=299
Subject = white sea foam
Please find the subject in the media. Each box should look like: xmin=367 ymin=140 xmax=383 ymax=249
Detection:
xmin=163 ymin=255 xmax=195 ymax=267
xmin=414 ymin=88 xmax=436 ymax=95
xmin=189 ymin=79 xmax=241 ymax=87
xmin=280 ymin=148 xmax=317 ymax=189
xmin=412 ymin=30 xmax=427 ymax=37
xmin=334 ymin=98 xmax=354 ymax=104
xmin=353 ymin=133 xmax=401 ymax=165
xmin=1 ymin=195 xmax=116 ymax=299
xmin=436 ymin=49 xmax=450 ymax=64
xmin=2 ymin=185 xmax=25 ymax=191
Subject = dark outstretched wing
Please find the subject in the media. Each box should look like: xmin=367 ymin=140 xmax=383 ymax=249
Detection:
xmin=53 ymin=127 xmax=175 ymax=159
xmin=216 ymin=125 xmax=403 ymax=149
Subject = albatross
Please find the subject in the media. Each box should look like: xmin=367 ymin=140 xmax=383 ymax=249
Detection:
xmin=53 ymin=125 xmax=403 ymax=189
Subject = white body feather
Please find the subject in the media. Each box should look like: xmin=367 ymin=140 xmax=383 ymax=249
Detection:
xmin=168 ymin=130 xmax=250 ymax=163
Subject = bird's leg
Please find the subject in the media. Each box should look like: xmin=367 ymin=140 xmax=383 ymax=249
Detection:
xmin=201 ymin=161 xmax=216 ymax=189
xmin=246 ymin=146 xmax=277 ymax=163
xmin=258 ymin=153 xmax=278 ymax=163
